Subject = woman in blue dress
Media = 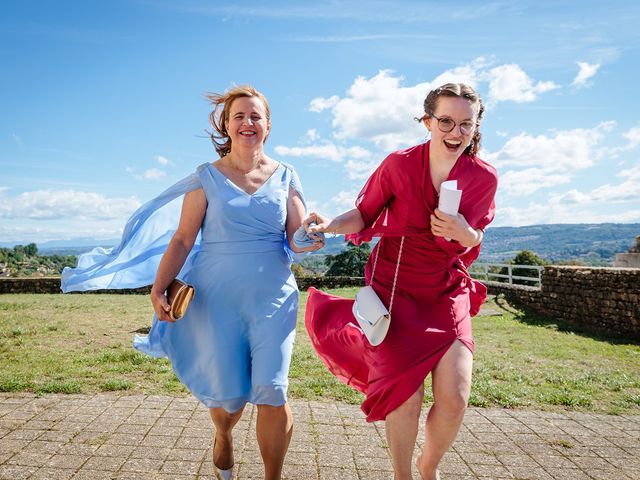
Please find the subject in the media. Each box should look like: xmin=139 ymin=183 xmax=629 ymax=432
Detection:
xmin=62 ymin=85 xmax=322 ymax=480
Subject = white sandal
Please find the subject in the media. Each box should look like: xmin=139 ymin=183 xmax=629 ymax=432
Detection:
xmin=213 ymin=464 xmax=234 ymax=480
xmin=213 ymin=438 xmax=234 ymax=480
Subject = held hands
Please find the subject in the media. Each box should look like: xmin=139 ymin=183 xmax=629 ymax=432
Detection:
xmin=293 ymin=235 xmax=325 ymax=253
xmin=303 ymin=212 xmax=333 ymax=238
xmin=150 ymin=288 xmax=176 ymax=323
xmin=430 ymin=208 xmax=481 ymax=248
xmin=291 ymin=212 xmax=327 ymax=252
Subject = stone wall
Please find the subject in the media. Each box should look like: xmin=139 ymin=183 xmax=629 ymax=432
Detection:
xmin=0 ymin=276 xmax=364 ymax=295
xmin=0 ymin=278 xmax=151 ymax=295
xmin=487 ymin=266 xmax=639 ymax=340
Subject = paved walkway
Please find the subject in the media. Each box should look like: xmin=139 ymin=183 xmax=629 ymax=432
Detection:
xmin=0 ymin=393 xmax=638 ymax=479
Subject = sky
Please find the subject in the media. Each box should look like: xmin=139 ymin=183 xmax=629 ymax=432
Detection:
xmin=1 ymin=0 xmax=639 ymax=245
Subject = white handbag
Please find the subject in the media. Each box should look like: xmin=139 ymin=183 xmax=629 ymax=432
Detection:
xmin=352 ymin=237 xmax=404 ymax=346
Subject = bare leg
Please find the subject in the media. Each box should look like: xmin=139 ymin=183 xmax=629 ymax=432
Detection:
xmin=209 ymin=406 xmax=245 ymax=470
xmin=416 ymin=340 xmax=473 ymax=480
xmin=384 ymin=384 xmax=424 ymax=480
xmin=256 ymin=403 xmax=293 ymax=480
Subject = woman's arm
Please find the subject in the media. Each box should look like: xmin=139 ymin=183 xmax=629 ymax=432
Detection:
xmin=304 ymin=208 xmax=366 ymax=236
xmin=150 ymin=188 xmax=207 ymax=322
xmin=286 ymin=186 xmax=324 ymax=253
xmin=430 ymin=208 xmax=483 ymax=248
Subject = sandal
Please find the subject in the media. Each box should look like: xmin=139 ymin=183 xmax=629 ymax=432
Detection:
xmin=213 ymin=437 xmax=234 ymax=480
xmin=213 ymin=464 xmax=234 ymax=480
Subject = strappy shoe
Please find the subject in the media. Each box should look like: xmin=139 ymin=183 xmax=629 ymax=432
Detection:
xmin=213 ymin=464 xmax=234 ymax=480
xmin=213 ymin=437 xmax=234 ymax=480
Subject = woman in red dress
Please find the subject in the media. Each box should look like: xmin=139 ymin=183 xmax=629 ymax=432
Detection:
xmin=304 ymin=83 xmax=498 ymax=480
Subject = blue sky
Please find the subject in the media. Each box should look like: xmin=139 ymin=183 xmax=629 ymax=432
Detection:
xmin=1 ymin=0 xmax=639 ymax=245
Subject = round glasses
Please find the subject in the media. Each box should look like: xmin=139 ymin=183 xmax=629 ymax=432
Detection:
xmin=429 ymin=113 xmax=476 ymax=135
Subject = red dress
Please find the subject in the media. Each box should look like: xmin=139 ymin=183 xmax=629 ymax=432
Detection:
xmin=305 ymin=142 xmax=498 ymax=422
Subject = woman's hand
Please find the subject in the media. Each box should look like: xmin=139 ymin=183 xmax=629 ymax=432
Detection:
xmin=297 ymin=243 xmax=324 ymax=253
xmin=430 ymin=208 xmax=482 ymax=248
xmin=303 ymin=212 xmax=333 ymax=238
xmin=150 ymin=288 xmax=175 ymax=323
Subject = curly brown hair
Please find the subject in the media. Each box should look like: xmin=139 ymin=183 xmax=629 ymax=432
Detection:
xmin=206 ymin=85 xmax=271 ymax=158
xmin=416 ymin=83 xmax=485 ymax=156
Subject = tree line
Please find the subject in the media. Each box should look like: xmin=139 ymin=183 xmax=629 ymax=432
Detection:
xmin=0 ymin=244 xmax=77 ymax=277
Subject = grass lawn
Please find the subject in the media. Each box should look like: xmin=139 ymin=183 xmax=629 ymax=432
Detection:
xmin=0 ymin=290 xmax=638 ymax=415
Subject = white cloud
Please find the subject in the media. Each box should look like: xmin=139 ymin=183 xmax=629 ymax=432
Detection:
xmin=305 ymin=189 xmax=359 ymax=218
xmin=494 ymin=204 xmax=640 ymax=227
xmin=126 ymin=168 xmax=167 ymax=180
xmin=484 ymin=122 xmax=613 ymax=170
xmin=0 ymin=190 xmax=140 ymax=221
xmin=494 ymin=165 xmax=640 ymax=226
xmin=571 ymin=62 xmax=600 ymax=88
xmin=0 ymin=224 xmax=126 ymax=244
xmin=588 ymin=165 xmax=640 ymax=203
xmin=141 ymin=168 xmax=166 ymax=180
xmin=483 ymin=122 xmax=615 ymax=196
xmin=345 ymin=159 xmax=378 ymax=180
xmin=274 ymin=143 xmax=371 ymax=162
xmin=623 ymin=126 xmax=640 ymax=150
xmin=305 ymin=60 xmax=557 ymax=151
xmin=309 ymin=95 xmax=339 ymax=112
xmin=486 ymin=64 xmax=559 ymax=105
xmin=314 ymin=69 xmax=429 ymax=150
xmin=499 ymin=168 xmax=571 ymax=196
xmin=305 ymin=129 xmax=320 ymax=141
xmin=324 ymin=189 xmax=359 ymax=216
xmin=156 ymin=155 xmax=170 ymax=165
xmin=11 ymin=133 xmax=23 ymax=145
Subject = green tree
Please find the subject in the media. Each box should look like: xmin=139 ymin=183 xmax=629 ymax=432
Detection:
xmin=299 ymin=255 xmax=328 ymax=275
xmin=324 ymin=242 xmax=371 ymax=277
xmin=501 ymin=250 xmax=548 ymax=286
xmin=290 ymin=263 xmax=306 ymax=278
xmin=24 ymin=243 xmax=38 ymax=256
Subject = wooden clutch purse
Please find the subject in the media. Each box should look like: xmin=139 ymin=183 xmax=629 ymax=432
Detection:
xmin=166 ymin=279 xmax=195 ymax=320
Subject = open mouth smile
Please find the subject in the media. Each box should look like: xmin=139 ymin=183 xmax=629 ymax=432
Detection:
xmin=443 ymin=139 xmax=461 ymax=151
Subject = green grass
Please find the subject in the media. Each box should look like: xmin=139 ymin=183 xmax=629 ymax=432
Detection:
xmin=0 ymin=291 xmax=638 ymax=415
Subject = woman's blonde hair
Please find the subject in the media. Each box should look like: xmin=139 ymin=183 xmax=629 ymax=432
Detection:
xmin=206 ymin=85 xmax=271 ymax=157
xmin=416 ymin=83 xmax=485 ymax=156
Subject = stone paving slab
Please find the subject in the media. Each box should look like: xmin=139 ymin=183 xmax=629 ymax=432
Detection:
xmin=0 ymin=393 xmax=638 ymax=479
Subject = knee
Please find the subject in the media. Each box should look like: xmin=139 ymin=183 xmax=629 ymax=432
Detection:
xmin=436 ymin=390 xmax=468 ymax=418
xmin=210 ymin=408 xmax=241 ymax=431
xmin=257 ymin=404 xmax=293 ymax=422
xmin=257 ymin=404 xmax=287 ymax=415
xmin=396 ymin=388 xmax=424 ymax=419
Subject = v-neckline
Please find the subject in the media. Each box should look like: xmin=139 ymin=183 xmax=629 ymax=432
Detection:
xmin=425 ymin=143 xmax=463 ymax=198
xmin=210 ymin=162 xmax=282 ymax=197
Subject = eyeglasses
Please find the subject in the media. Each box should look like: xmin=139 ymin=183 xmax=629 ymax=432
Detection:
xmin=429 ymin=113 xmax=476 ymax=135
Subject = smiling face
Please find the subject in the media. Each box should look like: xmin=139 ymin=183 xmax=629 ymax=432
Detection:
xmin=425 ymin=96 xmax=479 ymax=162
xmin=225 ymin=96 xmax=270 ymax=152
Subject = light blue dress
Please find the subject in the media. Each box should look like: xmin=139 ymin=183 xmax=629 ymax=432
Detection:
xmin=62 ymin=162 xmax=304 ymax=412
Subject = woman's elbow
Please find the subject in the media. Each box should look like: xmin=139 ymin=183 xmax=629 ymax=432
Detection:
xmin=171 ymin=233 xmax=196 ymax=255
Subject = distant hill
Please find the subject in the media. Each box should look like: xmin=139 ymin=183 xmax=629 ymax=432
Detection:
xmin=313 ymin=223 xmax=639 ymax=266
xmin=480 ymin=223 xmax=639 ymax=264
xmin=4 ymin=223 xmax=638 ymax=267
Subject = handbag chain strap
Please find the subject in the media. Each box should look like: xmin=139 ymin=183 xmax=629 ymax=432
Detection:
xmin=369 ymin=236 xmax=405 ymax=318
